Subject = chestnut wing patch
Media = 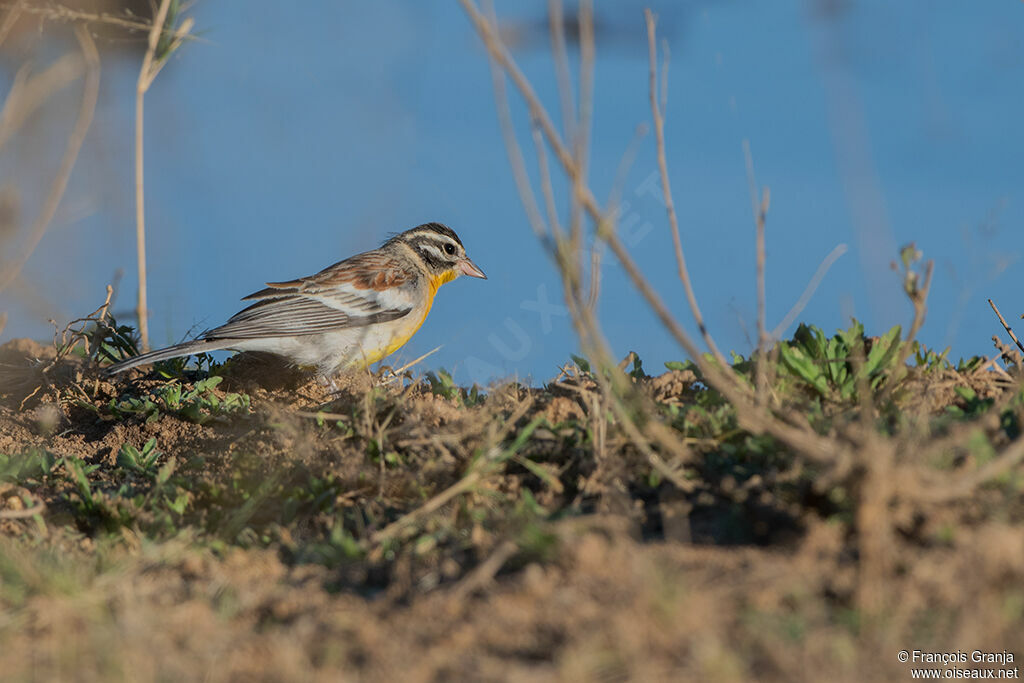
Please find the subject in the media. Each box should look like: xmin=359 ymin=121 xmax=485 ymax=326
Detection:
xmin=208 ymin=254 xmax=418 ymax=341
xmin=245 ymin=252 xmax=417 ymax=300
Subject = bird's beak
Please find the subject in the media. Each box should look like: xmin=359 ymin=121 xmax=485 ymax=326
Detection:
xmin=457 ymin=257 xmax=487 ymax=279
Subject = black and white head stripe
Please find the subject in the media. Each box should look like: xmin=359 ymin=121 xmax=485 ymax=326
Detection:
xmin=413 ymin=222 xmax=463 ymax=247
xmin=385 ymin=223 xmax=463 ymax=248
xmin=392 ymin=223 xmax=466 ymax=272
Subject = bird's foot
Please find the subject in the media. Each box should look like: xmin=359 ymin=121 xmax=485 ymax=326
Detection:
xmin=316 ymin=374 xmax=341 ymax=394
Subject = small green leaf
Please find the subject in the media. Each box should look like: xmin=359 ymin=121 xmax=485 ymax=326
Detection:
xmin=862 ymin=325 xmax=903 ymax=377
xmin=570 ymin=354 xmax=591 ymax=373
xmin=954 ymin=386 xmax=977 ymax=402
xmin=779 ymin=344 xmax=829 ymax=396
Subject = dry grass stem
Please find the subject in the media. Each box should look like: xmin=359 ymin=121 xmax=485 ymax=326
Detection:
xmin=547 ymin=0 xmax=576 ymax=142
xmin=589 ymin=126 xmax=646 ymax=312
xmin=743 ymin=139 xmax=771 ymax=400
xmin=0 ymin=25 xmax=99 ymax=297
xmin=0 ymin=502 xmax=45 ymax=519
xmin=483 ymin=2 xmax=548 ymax=243
xmin=133 ymin=0 xmax=172 ymax=352
xmin=134 ymin=0 xmax=193 ymax=351
xmin=0 ymin=53 xmax=84 ymax=153
xmin=3 ymin=8 xmax=1024 ymax=681
xmin=903 ymin=260 xmax=934 ymax=349
xmin=0 ymin=4 xmax=20 ymax=46
xmin=569 ymin=0 xmax=593 ymax=269
xmin=382 ymin=345 xmax=444 ymax=384
xmin=372 ymin=454 xmax=479 ymax=544
xmin=644 ymin=10 xmax=728 ymax=368
xmin=988 ymin=297 xmax=1024 ymax=354
xmin=463 ymin=0 xmax=849 ymax=472
xmin=922 ymin=435 xmax=1024 ymax=503
xmin=771 ymin=243 xmax=848 ymax=339
xmin=449 ymin=540 xmax=518 ymax=601
xmin=0 ymin=2 xmax=162 ymax=35
xmin=532 ymin=124 xmax=563 ymax=242
xmin=369 ymin=396 xmax=535 ymax=546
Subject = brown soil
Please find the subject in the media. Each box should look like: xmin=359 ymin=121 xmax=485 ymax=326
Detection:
xmin=1 ymin=337 xmax=1022 ymax=682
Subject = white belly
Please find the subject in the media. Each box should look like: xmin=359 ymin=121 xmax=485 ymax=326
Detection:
xmin=228 ymin=311 xmax=424 ymax=375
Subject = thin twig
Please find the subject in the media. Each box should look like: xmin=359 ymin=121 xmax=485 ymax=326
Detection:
xmin=0 ymin=502 xmax=45 ymax=519
xmin=532 ymin=124 xmax=563 ymax=242
xmin=547 ymin=0 xmax=576 ymax=142
xmin=369 ymin=397 xmax=533 ymax=545
xmin=593 ymin=123 xmax=648 ymax=312
xmin=482 ymin=0 xmax=548 ymax=243
xmin=569 ymin=0 xmax=594 ymax=278
xmin=294 ymin=410 xmax=349 ymax=422
xmin=461 ymin=0 xmax=588 ymax=205
xmin=0 ymin=53 xmax=84 ymax=153
xmin=513 ymin=24 xmax=694 ymax=489
xmin=904 ymin=260 xmax=934 ymax=350
xmin=449 ymin=539 xmax=518 ymax=601
xmin=989 ymin=298 xmax=1024 ymax=354
xmin=645 ymin=10 xmax=728 ymax=368
xmin=134 ymin=0 xmax=175 ymax=351
xmin=0 ymin=26 xmax=99 ymax=296
xmin=917 ymin=434 xmax=1024 ymax=504
xmin=50 ymin=284 xmax=113 ymax=363
xmin=874 ymin=254 xmax=935 ymax=407
xmin=976 ymin=353 xmax=1014 ymax=381
xmin=915 ymin=375 xmax=1021 ymax=473
xmin=132 ymin=1 xmax=192 ymax=351
xmin=462 ymin=0 xmax=843 ymax=468
xmin=370 ymin=456 xmax=481 ymax=540
xmin=743 ymin=139 xmax=770 ymax=401
xmin=0 ymin=3 xmax=20 ymax=47
xmin=0 ymin=2 xmax=167 ymax=34
xmin=382 ymin=345 xmax=443 ymax=384
xmin=771 ymin=243 xmax=848 ymax=340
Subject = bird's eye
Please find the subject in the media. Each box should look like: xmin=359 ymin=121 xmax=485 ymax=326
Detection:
xmin=444 ymin=243 xmax=456 ymax=255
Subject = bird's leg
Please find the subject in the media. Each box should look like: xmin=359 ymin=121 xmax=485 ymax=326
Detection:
xmin=377 ymin=364 xmax=397 ymax=386
xmin=316 ymin=373 xmax=340 ymax=394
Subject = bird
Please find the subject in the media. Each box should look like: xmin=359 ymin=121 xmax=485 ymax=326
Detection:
xmin=104 ymin=222 xmax=486 ymax=380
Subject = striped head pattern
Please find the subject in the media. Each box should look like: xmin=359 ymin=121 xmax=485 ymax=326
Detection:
xmin=389 ymin=223 xmax=486 ymax=282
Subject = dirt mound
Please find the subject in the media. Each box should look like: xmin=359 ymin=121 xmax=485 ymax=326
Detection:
xmin=1 ymin=333 xmax=1023 ymax=681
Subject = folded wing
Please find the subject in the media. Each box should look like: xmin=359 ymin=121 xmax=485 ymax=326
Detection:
xmin=203 ymin=253 xmax=417 ymax=341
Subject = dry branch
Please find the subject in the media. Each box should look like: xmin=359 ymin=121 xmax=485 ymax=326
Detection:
xmin=134 ymin=0 xmax=193 ymax=351
xmin=644 ymin=10 xmax=729 ymax=369
xmin=742 ymin=139 xmax=770 ymax=400
xmin=0 ymin=25 xmax=99 ymax=297
xmin=461 ymin=0 xmax=846 ymax=471
xmin=0 ymin=54 xmax=84 ymax=153
xmin=0 ymin=2 xmax=159 ymax=34
xmin=771 ymin=243 xmax=848 ymax=339
xmin=989 ymin=298 xmax=1024 ymax=354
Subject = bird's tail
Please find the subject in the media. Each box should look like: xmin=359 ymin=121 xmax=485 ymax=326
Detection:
xmin=104 ymin=339 xmax=231 ymax=376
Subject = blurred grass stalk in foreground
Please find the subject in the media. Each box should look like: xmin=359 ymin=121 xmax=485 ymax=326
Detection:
xmin=0 ymin=20 xmax=99 ymax=320
xmin=459 ymin=0 xmax=1022 ymax=613
xmin=0 ymin=1 xmax=191 ymax=348
xmin=133 ymin=0 xmax=193 ymax=351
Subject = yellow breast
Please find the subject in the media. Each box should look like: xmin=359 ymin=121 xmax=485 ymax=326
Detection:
xmin=354 ymin=270 xmax=455 ymax=368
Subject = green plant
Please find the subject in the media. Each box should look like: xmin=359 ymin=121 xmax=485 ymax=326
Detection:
xmin=776 ymin=321 xmax=902 ymax=401
xmin=0 ymin=449 xmax=58 ymax=484
xmin=89 ymin=316 xmax=141 ymax=365
xmin=116 ymin=438 xmax=162 ymax=476
xmin=425 ymin=368 xmax=484 ymax=406
xmin=109 ymin=376 xmax=250 ymax=424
